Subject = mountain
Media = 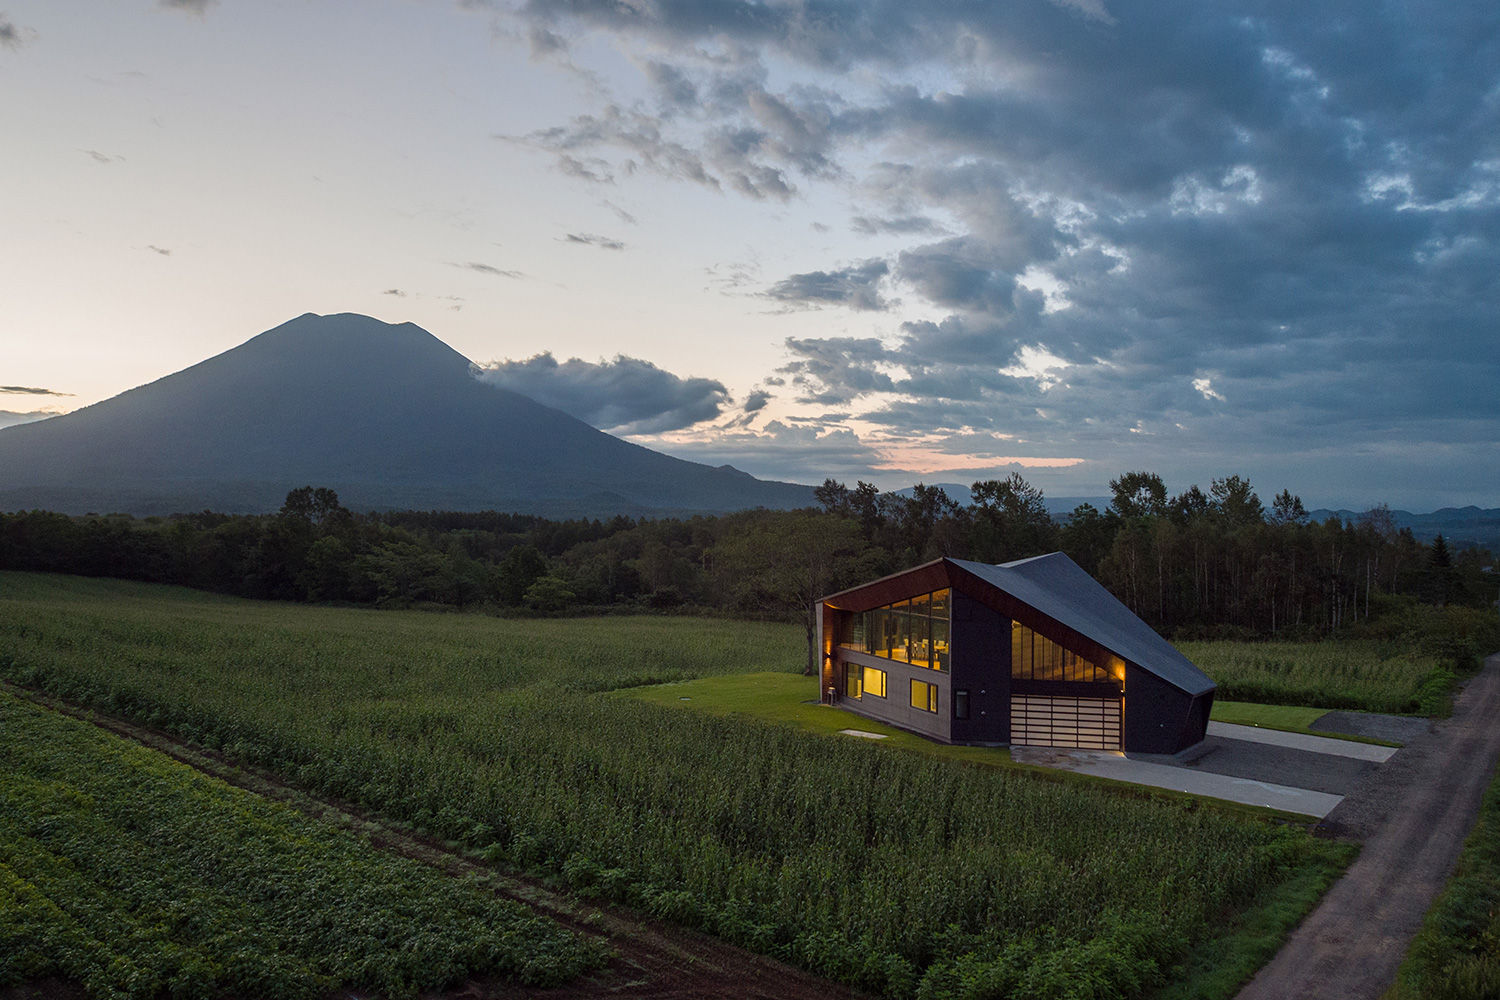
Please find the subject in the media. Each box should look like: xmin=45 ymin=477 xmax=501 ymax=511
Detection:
xmin=0 ymin=313 xmax=815 ymax=517
xmin=1307 ymin=506 xmax=1500 ymax=549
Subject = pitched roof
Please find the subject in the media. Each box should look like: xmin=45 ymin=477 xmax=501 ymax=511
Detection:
xmin=948 ymin=553 xmax=1215 ymax=696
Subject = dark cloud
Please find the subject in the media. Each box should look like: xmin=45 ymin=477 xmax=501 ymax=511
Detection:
xmin=765 ymin=259 xmax=889 ymax=311
xmin=743 ymin=389 xmax=772 ymax=413
xmin=83 ymin=149 xmax=123 ymax=164
xmin=0 ymin=15 xmax=31 ymax=49
xmin=509 ymin=0 xmax=1500 ymax=507
xmin=778 ymin=336 xmax=898 ymax=404
xmin=851 ymin=214 xmax=944 ymax=236
xmin=147 ymin=245 xmax=171 ymax=256
xmin=158 ymin=0 xmax=216 ymax=13
xmin=382 ymin=288 xmax=406 ymax=297
xmin=2 ymin=386 xmax=72 ymax=396
xmin=602 ymin=200 xmax=637 ymax=225
xmin=564 ymin=232 xmax=626 ymax=250
xmin=451 ymin=261 xmax=523 ymax=278
xmin=477 ymin=352 xmax=730 ymax=435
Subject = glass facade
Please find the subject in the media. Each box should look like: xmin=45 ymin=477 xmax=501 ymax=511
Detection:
xmin=1010 ymin=623 xmax=1123 ymax=688
xmin=910 ymin=678 xmax=938 ymax=713
xmin=839 ymin=589 xmax=950 ymax=670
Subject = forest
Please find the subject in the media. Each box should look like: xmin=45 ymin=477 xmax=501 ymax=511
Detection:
xmin=0 ymin=473 xmax=1493 ymax=658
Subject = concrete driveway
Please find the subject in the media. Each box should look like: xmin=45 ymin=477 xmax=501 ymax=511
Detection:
xmin=1010 ymin=719 xmax=1401 ymax=817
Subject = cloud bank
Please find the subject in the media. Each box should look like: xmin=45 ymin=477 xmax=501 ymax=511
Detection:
xmin=501 ymin=0 xmax=1499 ymax=505
xmin=477 ymin=352 xmax=731 ymax=435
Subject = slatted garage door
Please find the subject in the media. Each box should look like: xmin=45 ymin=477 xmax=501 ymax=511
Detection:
xmin=1010 ymin=695 xmax=1121 ymax=750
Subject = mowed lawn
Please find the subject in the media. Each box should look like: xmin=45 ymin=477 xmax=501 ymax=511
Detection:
xmin=1 ymin=571 xmax=1357 ymax=1000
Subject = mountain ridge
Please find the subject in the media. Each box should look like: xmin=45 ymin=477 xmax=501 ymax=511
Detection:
xmin=0 ymin=313 xmax=815 ymax=517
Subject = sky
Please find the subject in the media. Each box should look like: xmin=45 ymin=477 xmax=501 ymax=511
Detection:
xmin=2 ymin=0 xmax=1497 ymax=512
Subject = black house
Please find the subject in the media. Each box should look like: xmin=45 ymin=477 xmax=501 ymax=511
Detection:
xmin=816 ymin=553 xmax=1215 ymax=753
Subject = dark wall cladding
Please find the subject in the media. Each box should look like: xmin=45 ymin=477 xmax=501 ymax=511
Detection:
xmin=949 ymin=589 xmax=1009 ymax=744
xmin=822 ymin=555 xmax=1213 ymax=753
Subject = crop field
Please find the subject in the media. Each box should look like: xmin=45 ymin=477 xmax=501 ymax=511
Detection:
xmin=0 ymin=687 xmax=602 ymax=1000
xmin=0 ymin=572 xmax=1356 ymax=999
xmin=1178 ymin=639 xmax=1450 ymax=714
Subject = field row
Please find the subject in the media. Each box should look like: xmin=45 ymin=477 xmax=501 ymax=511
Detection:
xmin=0 ymin=687 xmax=603 ymax=1000
xmin=0 ymin=572 xmax=1351 ymax=999
xmin=1179 ymin=639 xmax=1451 ymax=714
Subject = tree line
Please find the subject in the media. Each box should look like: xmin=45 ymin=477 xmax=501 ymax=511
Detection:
xmin=1 ymin=476 xmax=1493 ymax=648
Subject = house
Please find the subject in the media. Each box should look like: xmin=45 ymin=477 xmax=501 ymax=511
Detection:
xmin=815 ymin=553 xmax=1215 ymax=754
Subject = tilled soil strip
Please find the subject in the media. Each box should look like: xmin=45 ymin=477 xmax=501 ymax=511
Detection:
xmin=1236 ymin=652 xmax=1500 ymax=1000
xmin=5 ymin=684 xmax=869 ymax=1000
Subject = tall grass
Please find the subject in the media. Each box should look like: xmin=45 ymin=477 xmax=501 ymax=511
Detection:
xmin=0 ymin=572 xmax=1346 ymax=999
xmin=1178 ymin=639 xmax=1450 ymax=714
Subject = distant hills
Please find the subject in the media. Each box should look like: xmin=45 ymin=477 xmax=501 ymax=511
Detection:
xmin=0 ymin=313 xmax=815 ymax=517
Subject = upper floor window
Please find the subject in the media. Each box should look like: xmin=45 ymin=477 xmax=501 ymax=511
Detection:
xmin=839 ymin=589 xmax=950 ymax=670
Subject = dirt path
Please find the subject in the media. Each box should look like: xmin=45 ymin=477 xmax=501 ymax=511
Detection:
xmin=1236 ymin=652 xmax=1500 ymax=1000
xmin=8 ymin=686 xmax=869 ymax=1000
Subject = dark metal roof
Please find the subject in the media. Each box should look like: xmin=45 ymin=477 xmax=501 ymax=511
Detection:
xmin=947 ymin=553 xmax=1216 ymax=696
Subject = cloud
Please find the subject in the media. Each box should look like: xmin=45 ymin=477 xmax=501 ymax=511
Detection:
xmin=82 ymin=149 xmax=124 ymax=164
xmin=851 ymin=215 xmax=944 ymax=236
xmin=158 ymin=0 xmax=216 ymax=13
xmin=564 ymin=232 xmax=626 ymax=250
xmin=2 ymin=386 xmax=72 ymax=396
xmin=765 ymin=259 xmax=890 ymax=311
xmin=636 ymin=419 xmax=885 ymax=483
xmin=476 ymin=352 xmax=731 ymax=435
xmin=0 ymin=409 xmax=64 ymax=429
xmin=503 ymin=0 xmax=1500 ymax=506
xmin=778 ymin=336 xmax=898 ymax=404
xmin=382 ymin=288 xmax=406 ymax=297
xmin=0 ymin=15 xmax=33 ymax=49
xmin=146 ymin=245 xmax=171 ymax=256
xmin=450 ymin=261 xmax=523 ymax=278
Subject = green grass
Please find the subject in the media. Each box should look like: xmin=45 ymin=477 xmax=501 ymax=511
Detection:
xmin=1390 ymin=757 xmax=1500 ymax=999
xmin=1209 ymin=700 xmax=1400 ymax=746
xmin=626 ymin=672 xmax=1020 ymax=768
xmin=1180 ymin=639 xmax=1452 ymax=715
xmin=0 ymin=572 xmax=1353 ymax=1000
xmin=0 ymin=688 xmax=603 ymax=1000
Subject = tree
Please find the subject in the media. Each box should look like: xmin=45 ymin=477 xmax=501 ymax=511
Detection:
xmin=708 ymin=510 xmax=880 ymax=675
xmin=1108 ymin=471 xmax=1168 ymax=519
xmin=814 ymin=478 xmax=851 ymax=516
xmin=1169 ymin=485 xmax=1210 ymax=525
xmin=969 ymin=473 xmax=1057 ymax=561
xmin=279 ymin=486 xmax=350 ymax=528
xmin=1209 ymin=475 xmax=1264 ymax=527
xmin=1058 ymin=503 xmax=1119 ymax=575
xmin=1269 ymin=489 xmax=1309 ymax=525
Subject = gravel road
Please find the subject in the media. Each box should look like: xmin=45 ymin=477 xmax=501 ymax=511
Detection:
xmin=1236 ymin=652 xmax=1500 ymax=1000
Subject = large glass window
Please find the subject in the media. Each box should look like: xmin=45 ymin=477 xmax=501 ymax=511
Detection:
xmin=910 ymin=678 xmax=938 ymax=713
xmin=1011 ymin=623 xmax=1120 ymax=687
xmin=863 ymin=666 xmax=887 ymax=699
xmin=846 ymin=664 xmax=862 ymax=699
xmin=837 ymin=589 xmax=951 ymax=670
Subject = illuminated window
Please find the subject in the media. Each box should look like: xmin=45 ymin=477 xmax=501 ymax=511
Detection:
xmin=863 ymin=666 xmax=887 ymax=699
xmin=839 ymin=588 xmax=951 ymax=671
xmin=1010 ymin=623 xmax=1118 ymax=688
xmin=910 ymin=678 xmax=938 ymax=713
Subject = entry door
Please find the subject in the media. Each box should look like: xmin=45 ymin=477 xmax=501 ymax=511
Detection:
xmin=1010 ymin=695 xmax=1121 ymax=750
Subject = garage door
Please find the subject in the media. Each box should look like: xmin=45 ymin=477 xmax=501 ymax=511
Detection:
xmin=1010 ymin=695 xmax=1121 ymax=750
